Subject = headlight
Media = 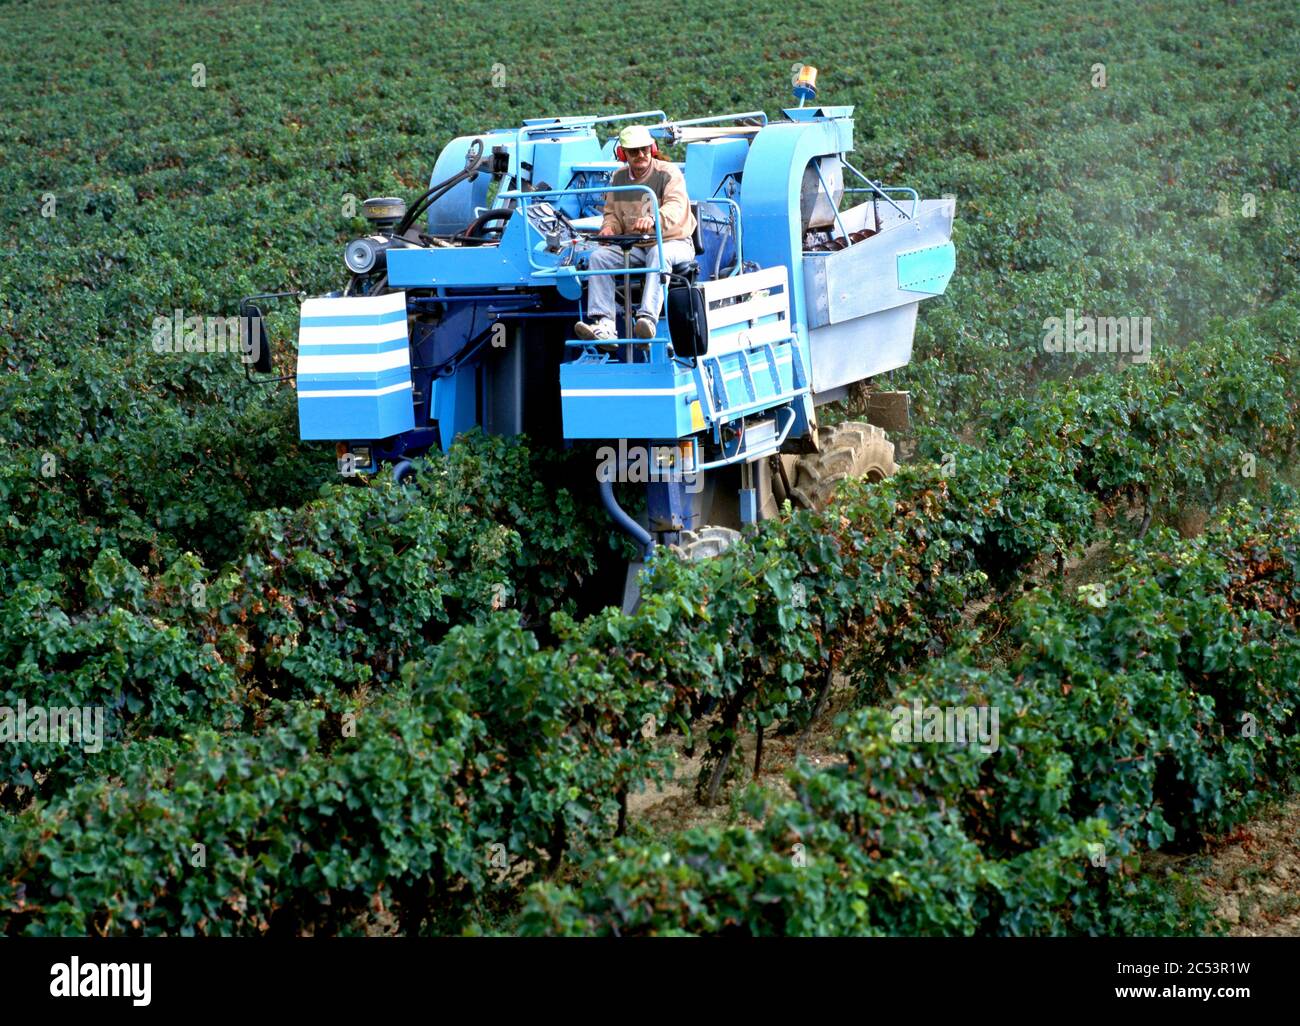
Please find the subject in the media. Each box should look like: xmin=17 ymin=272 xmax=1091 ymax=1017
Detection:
xmin=344 ymin=235 xmax=390 ymax=275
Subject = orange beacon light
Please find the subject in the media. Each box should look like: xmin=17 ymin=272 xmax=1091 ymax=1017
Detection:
xmin=793 ymin=65 xmax=818 ymax=105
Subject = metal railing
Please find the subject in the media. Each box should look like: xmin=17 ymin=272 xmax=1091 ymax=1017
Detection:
xmin=842 ymin=158 xmax=918 ymax=221
xmin=497 ymin=183 xmax=668 ymax=279
xmin=509 ymin=109 xmax=667 ymax=194
xmin=692 ymin=405 xmax=797 ymax=471
xmin=648 ymin=110 xmax=769 ymax=142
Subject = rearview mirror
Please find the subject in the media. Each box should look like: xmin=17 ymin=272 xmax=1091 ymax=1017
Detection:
xmin=239 ymin=301 xmax=273 ymax=374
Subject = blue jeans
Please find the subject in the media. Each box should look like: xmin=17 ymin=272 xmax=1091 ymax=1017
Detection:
xmin=584 ymin=239 xmax=696 ymax=323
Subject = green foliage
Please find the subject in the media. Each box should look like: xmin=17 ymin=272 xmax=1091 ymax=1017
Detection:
xmin=2 ymin=701 xmax=474 ymax=936
xmin=522 ymin=506 xmax=1298 ymax=936
xmin=1 ymin=0 xmax=1296 ymax=936
xmin=212 ymin=431 xmax=610 ymax=703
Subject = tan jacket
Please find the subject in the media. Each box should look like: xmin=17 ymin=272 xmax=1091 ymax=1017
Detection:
xmin=601 ymin=158 xmax=696 ymax=241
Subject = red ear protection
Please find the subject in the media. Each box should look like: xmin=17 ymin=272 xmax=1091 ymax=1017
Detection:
xmin=615 ymin=142 xmax=660 ymax=161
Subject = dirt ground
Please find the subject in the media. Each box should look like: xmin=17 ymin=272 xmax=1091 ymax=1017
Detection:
xmin=1190 ymin=796 xmax=1300 ymax=936
xmin=629 ymin=696 xmax=1300 ymax=938
xmin=626 ymin=675 xmax=853 ymax=837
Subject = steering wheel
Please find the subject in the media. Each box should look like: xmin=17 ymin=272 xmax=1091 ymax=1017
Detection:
xmin=597 ymin=233 xmax=657 ymax=249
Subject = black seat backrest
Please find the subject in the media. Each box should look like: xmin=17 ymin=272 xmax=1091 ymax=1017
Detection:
xmin=690 ymin=202 xmax=703 ymax=255
xmin=667 ymin=281 xmax=708 ymax=357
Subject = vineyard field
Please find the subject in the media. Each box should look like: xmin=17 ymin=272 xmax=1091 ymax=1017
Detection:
xmin=0 ymin=0 xmax=1298 ymax=956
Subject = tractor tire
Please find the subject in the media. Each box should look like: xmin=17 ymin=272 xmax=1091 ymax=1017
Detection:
xmin=669 ymin=526 xmax=742 ymax=561
xmin=623 ymin=526 xmax=742 ymax=613
xmin=788 ymin=421 xmax=897 ymax=511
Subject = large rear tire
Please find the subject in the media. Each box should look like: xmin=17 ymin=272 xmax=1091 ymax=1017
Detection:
xmin=391 ymin=459 xmax=416 ymax=486
xmin=788 ymin=421 xmax=897 ymax=511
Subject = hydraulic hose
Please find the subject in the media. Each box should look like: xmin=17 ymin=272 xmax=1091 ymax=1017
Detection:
xmin=459 ymin=207 xmax=514 ymax=240
xmin=599 ymin=478 xmax=653 ymax=554
xmin=394 ymin=168 xmax=474 ymax=237
xmin=394 ymin=139 xmax=489 ymax=237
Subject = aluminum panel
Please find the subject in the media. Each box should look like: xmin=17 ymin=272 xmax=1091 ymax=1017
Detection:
xmin=808 ymin=303 xmax=918 ymax=394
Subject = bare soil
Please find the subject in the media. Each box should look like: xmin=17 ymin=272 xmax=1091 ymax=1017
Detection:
xmin=627 ymin=674 xmax=853 ymax=838
xmin=1190 ymin=796 xmax=1300 ymax=936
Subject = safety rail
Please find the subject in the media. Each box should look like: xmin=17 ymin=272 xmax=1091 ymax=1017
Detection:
xmin=691 ymin=405 xmax=797 ymax=471
xmin=510 ymin=110 xmax=666 ymax=197
xmin=648 ymin=110 xmax=769 ymax=143
xmin=842 ymin=158 xmax=919 ymax=221
xmin=652 ymin=110 xmax=769 ymax=131
xmin=517 ymin=109 xmax=668 ymax=135
xmin=497 ymin=183 xmax=667 ymax=280
xmin=512 ymin=109 xmax=667 ymax=150
xmin=505 ymin=111 xmax=668 ymax=234
xmin=507 ymin=108 xmax=761 ymax=196
xmin=500 ymin=108 xmax=759 ymax=274
xmin=688 ymin=265 xmax=809 ymax=428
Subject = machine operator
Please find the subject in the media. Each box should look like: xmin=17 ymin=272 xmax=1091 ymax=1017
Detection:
xmin=574 ymin=125 xmax=697 ymax=343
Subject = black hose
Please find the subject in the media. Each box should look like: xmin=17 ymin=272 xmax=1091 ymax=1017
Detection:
xmin=395 ymin=139 xmax=490 ymax=238
xmin=343 ymin=272 xmax=388 ymax=297
xmin=461 ymin=207 xmax=514 ymax=239
xmin=394 ymin=168 xmax=474 ymax=237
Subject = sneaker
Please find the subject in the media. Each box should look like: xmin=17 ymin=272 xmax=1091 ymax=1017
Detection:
xmin=575 ymin=318 xmax=617 ymax=342
xmin=633 ymin=315 xmax=658 ymax=339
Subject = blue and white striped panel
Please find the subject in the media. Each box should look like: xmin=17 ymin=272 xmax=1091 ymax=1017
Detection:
xmin=295 ymin=291 xmax=415 ymax=441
